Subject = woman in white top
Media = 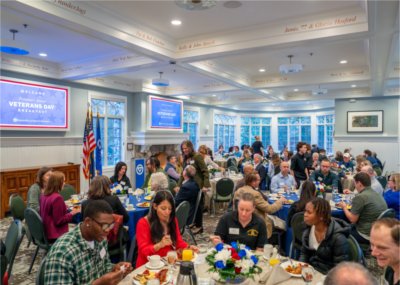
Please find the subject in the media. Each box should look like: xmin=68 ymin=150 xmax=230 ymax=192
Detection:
xmin=299 ymin=198 xmax=350 ymax=274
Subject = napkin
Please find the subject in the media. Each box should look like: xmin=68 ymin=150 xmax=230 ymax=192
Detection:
xmin=265 ymin=265 xmax=291 ymax=285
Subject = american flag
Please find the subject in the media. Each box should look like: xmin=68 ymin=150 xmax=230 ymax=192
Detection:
xmin=82 ymin=108 xmax=96 ymax=179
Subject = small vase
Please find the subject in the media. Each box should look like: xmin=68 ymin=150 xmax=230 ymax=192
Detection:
xmin=225 ymin=276 xmax=247 ymax=284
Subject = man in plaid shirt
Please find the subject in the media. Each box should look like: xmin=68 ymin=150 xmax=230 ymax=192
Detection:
xmin=44 ymin=200 xmax=132 ymax=284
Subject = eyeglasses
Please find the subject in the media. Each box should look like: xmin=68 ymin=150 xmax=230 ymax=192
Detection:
xmin=91 ymin=218 xmax=115 ymax=231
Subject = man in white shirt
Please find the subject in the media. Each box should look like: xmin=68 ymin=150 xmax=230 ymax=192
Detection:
xmin=361 ymin=165 xmax=383 ymax=195
xmin=270 ymin=161 xmax=296 ymax=193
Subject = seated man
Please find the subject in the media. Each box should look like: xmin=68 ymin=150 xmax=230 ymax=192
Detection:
xmin=339 ymin=153 xmax=355 ymax=172
xmin=361 ymin=165 xmax=384 ymax=195
xmin=175 ymin=165 xmax=200 ymax=225
xmin=370 ymin=218 xmax=400 ymax=285
xmin=142 ymin=157 xmax=167 ymax=190
xmin=310 ymin=158 xmax=339 ymax=191
xmin=211 ymin=192 xmax=267 ymax=251
xmin=164 ymin=155 xmax=180 ymax=182
xmin=337 ymin=172 xmax=387 ymax=245
xmin=44 ymin=200 xmax=132 ymax=284
xmin=270 ymin=161 xmax=296 ymax=193
xmin=323 ymin=262 xmax=378 ymax=285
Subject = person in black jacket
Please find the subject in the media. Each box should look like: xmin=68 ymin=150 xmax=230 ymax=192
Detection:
xmin=82 ymin=175 xmax=129 ymax=223
xmin=110 ymin=161 xmax=132 ymax=190
xmin=300 ymin=198 xmax=350 ymax=274
xmin=175 ymin=165 xmax=200 ymax=225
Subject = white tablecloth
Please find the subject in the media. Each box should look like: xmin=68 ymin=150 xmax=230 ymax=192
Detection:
xmin=119 ymin=253 xmax=325 ymax=285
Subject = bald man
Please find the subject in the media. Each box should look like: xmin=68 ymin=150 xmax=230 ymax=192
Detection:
xmin=361 ymin=165 xmax=384 ymax=195
xmin=270 ymin=161 xmax=296 ymax=193
xmin=324 ymin=262 xmax=378 ymax=285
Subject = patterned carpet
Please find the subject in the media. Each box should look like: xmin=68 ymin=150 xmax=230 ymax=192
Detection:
xmin=0 ymin=210 xmax=222 ymax=285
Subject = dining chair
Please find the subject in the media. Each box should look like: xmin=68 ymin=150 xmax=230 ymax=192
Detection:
xmin=212 ymin=178 xmax=234 ymax=216
xmin=35 ymin=258 xmax=46 ymax=285
xmin=377 ymin=208 xmax=395 ymax=220
xmin=24 ymin=208 xmax=52 ymax=274
xmin=289 ymin=211 xmax=305 ymax=259
xmin=348 ymin=234 xmax=365 ymax=265
xmin=60 ymin=184 xmax=76 ymax=201
xmin=227 ymin=165 xmax=239 ymax=174
xmin=186 ymin=190 xmax=203 ymax=245
xmin=376 ymin=176 xmax=387 ymax=189
xmin=9 ymin=194 xmax=33 ymax=247
xmin=175 ymin=201 xmax=190 ymax=235
xmin=126 ymin=235 xmax=137 ymax=268
xmin=3 ymin=220 xmax=23 ymax=280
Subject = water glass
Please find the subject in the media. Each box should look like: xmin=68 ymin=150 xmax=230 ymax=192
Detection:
xmin=302 ymin=267 xmax=314 ymax=284
xmin=333 ymin=186 xmax=338 ymax=195
xmin=136 ymin=193 xmax=142 ymax=203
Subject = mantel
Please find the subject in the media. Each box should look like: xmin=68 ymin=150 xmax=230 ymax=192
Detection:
xmin=128 ymin=131 xmax=189 ymax=146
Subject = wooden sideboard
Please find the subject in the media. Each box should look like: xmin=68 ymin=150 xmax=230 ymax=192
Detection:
xmin=0 ymin=164 xmax=80 ymax=218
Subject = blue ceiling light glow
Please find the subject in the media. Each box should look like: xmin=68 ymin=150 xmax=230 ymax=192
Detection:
xmin=0 ymin=29 xmax=29 ymax=55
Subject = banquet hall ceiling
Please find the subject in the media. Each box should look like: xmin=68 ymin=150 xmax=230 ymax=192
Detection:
xmin=0 ymin=0 xmax=399 ymax=111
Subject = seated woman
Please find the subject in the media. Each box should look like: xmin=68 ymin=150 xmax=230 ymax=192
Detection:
xmin=136 ymin=191 xmax=198 ymax=268
xmin=150 ymin=172 xmax=170 ymax=193
xmin=212 ymin=192 xmax=267 ymax=251
xmin=175 ymin=165 xmax=200 ymax=225
xmin=82 ymin=175 xmax=129 ymax=223
xmin=40 ymin=171 xmax=80 ymax=243
xmin=287 ymin=180 xmax=316 ymax=226
xmin=300 ymin=198 xmax=350 ymax=274
xmin=234 ymin=171 xmax=286 ymax=239
xmin=384 ymin=173 xmax=400 ymax=220
xmin=110 ymin=161 xmax=132 ymax=190
xmin=27 ymin=166 xmax=52 ymax=213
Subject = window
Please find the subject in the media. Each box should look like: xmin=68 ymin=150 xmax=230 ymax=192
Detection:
xmin=240 ymin=117 xmax=271 ymax=147
xmin=214 ymin=114 xmax=236 ymax=152
xmin=317 ymin=114 xmax=335 ymax=154
xmin=91 ymin=96 xmax=126 ymax=167
xmin=183 ymin=110 xmax=199 ymax=150
xmin=278 ymin=116 xmax=311 ymax=151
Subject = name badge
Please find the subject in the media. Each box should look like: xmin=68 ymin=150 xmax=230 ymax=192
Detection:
xmin=100 ymin=247 xmax=106 ymax=259
xmin=229 ymin=228 xmax=240 ymax=235
xmin=121 ymin=181 xmax=126 ymax=186
xmin=190 ymin=160 xmax=195 ymax=165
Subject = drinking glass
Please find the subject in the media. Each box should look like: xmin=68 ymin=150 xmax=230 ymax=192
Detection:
xmin=167 ymin=250 xmax=177 ymax=270
xmin=136 ymin=193 xmax=142 ymax=203
xmin=332 ymin=186 xmax=338 ymax=195
xmin=302 ymin=267 xmax=314 ymax=284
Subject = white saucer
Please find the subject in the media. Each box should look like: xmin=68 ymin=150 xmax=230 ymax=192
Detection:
xmin=145 ymin=262 xmax=164 ymax=270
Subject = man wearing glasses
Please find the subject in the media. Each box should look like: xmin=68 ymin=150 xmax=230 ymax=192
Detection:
xmin=44 ymin=200 xmax=132 ymax=285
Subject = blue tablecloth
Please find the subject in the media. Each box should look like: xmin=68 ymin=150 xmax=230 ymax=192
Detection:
xmin=268 ymin=193 xmax=346 ymax=256
xmin=126 ymin=195 xmax=150 ymax=240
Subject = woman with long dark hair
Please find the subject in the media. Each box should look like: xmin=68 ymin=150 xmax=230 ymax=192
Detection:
xmin=287 ymin=180 xmax=316 ymax=226
xmin=136 ymin=191 xmax=198 ymax=268
xmin=300 ymin=198 xmax=350 ymax=274
xmin=110 ymin=161 xmax=131 ymax=189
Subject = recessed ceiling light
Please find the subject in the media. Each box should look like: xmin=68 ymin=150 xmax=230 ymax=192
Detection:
xmin=351 ymin=84 xmax=357 ymax=88
xmin=171 ymin=19 xmax=182 ymax=26
xmin=294 ymin=88 xmax=299 ymax=92
xmin=212 ymin=94 xmax=217 ymax=97
xmin=340 ymin=60 xmax=347 ymax=64
xmin=259 ymin=68 xmax=265 ymax=72
xmin=38 ymin=52 xmax=47 ymax=57
xmin=223 ymin=1 xmax=242 ymax=9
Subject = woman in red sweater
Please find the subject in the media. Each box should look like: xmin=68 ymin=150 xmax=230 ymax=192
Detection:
xmin=136 ymin=191 xmax=198 ymax=268
xmin=40 ymin=171 xmax=79 ymax=243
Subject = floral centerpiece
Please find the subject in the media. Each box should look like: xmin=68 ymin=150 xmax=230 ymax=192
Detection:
xmin=205 ymin=242 xmax=262 ymax=284
xmin=110 ymin=183 xmax=127 ymax=195
xmin=314 ymin=181 xmax=325 ymax=198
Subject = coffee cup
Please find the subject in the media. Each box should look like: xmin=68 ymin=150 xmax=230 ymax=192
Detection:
xmin=263 ymin=244 xmax=273 ymax=259
xmin=126 ymin=204 xmax=134 ymax=210
xmin=71 ymin=194 xmax=79 ymax=200
xmin=147 ymin=255 xmax=161 ymax=267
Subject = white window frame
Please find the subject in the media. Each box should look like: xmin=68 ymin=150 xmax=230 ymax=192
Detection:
xmin=239 ymin=115 xmax=272 ymax=147
xmin=277 ymin=115 xmax=312 ymax=152
xmin=88 ymin=91 xmax=127 ymax=170
xmin=183 ymin=107 xmax=200 ymax=149
xmin=213 ymin=111 xmax=238 ymax=152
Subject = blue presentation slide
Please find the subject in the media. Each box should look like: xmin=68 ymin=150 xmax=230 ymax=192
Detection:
xmin=150 ymin=97 xmax=182 ymax=129
xmin=0 ymin=79 xmax=68 ymax=129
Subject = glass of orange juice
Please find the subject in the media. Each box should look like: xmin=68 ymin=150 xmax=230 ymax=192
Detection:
xmin=182 ymin=249 xmax=193 ymax=261
xmin=269 ymin=258 xmax=280 ymax=267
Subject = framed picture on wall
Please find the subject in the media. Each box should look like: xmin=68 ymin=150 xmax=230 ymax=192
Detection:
xmin=347 ymin=110 xmax=383 ymax=133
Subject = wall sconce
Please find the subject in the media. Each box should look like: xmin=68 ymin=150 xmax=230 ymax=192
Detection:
xmin=204 ymin=124 xmax=210 ymax=134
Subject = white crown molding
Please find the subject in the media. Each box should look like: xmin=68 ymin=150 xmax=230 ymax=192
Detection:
xmin=128 ymin=132 xmax=189 ymax=146
xmin=334 ymin=135 xmax=399 ymax=142
xmin=0 ymin=137 xmax=82 ymax=147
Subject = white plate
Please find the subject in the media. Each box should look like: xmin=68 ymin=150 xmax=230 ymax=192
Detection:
xmin=145 ymin=262 xmax=165 ymax=270
xmin=280 ymin=260 xmax=307 ymax=278
xmin=132 ymin=270 xmax=171 ymax=285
